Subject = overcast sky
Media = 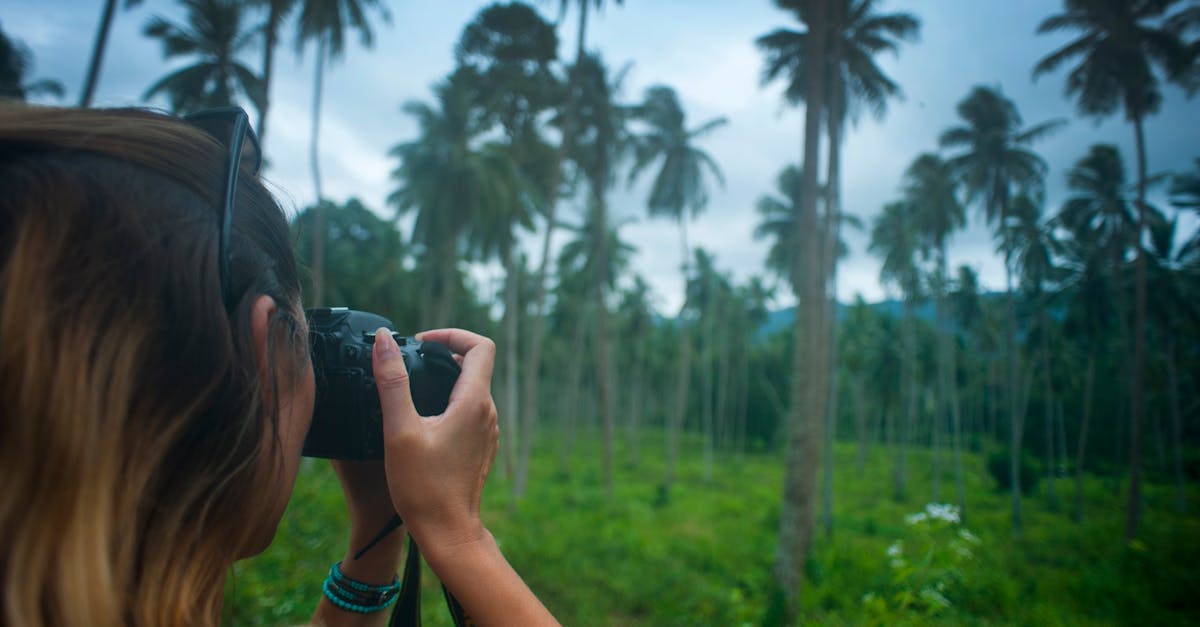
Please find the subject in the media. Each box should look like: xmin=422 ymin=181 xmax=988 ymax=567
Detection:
xmin=6 ymin=0 xmax=1198 ymax=314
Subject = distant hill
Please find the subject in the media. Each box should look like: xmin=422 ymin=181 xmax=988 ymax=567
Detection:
xmin=755 ymin=296 xmax=996 ymax=339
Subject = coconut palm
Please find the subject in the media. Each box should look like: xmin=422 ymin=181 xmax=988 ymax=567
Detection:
xmin=939 ymin=84 xmax=1061 ymax=535
xmin=1033 ymin=0 xmax=1196 ymax=539
xmin=388 ymin=72 xmax=524 ymax=329
xmin=1145 ymin=215 xmax=1198 ymax=514
xmin=521 ymin=0 xmax=625 ymax=492
xmin=456 ymin=1 xmax=561 ymax=495
xmin=625 ymin=83 xmax=726 ymax=498
xmin=0 ymin=23 xmax=64 ymax=101
xmin=79 ymin=0 xmax=143 ymax=107
xmin=617 ymin=275 xmax=656 ymax=467
xmin=869 ymin=199 xmax=922 ymax=502
xmin=759 ymin=8 xmax=919 ymax=540
xmin=566 ymin=52 xmax=631 ymax=498
xmin=294 ymin=0 xmax=390 ymax=306
xmin=141 ymin=0 xmax=264 ymax=114
xmin=1008 ymin=193 xmax=1064 ymax=511
xmin=904 ymin=153 xmax=967 ymax=515
xmin=250 ymin=0 xmax=299 ymax=147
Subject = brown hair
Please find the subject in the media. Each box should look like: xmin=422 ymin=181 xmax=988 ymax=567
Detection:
xmin=0 ymin=104 xmax=305 ymax=626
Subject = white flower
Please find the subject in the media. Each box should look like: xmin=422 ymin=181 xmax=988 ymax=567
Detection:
xmin=905 ymin=512 xmax=928 ymax=525
xmin=954 ymin=544 xmax=973 ymax=560
xmin=925 ymin=503 xmax=961 ymax=524
xmin=958 ymin=528 xmax=980 ymax=544
xmin=919 ymin=586 xmax=951 ymax=610
xmin=886 ymin=541 xmax=903 ymax=558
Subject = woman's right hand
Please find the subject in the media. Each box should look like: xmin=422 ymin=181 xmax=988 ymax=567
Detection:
xmin=371 ymin=327 xmax=499 ymax=553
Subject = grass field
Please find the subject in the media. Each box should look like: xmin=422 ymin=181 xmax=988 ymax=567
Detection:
xmin=226 ymin=431 xmax=1200 ymax=626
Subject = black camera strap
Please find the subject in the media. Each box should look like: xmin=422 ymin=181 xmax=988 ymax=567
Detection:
xmin=354 ymin=516 xmax=471 ymax=627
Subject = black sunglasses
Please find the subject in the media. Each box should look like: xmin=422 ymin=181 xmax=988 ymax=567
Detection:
xmin=181 ymin=107 xmax=263 ymax=313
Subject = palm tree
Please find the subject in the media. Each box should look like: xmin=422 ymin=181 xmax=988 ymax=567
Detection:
xmin=455 ymin=1 xmax=561 ymax=496
xmin=1145 ymin=215 xmax=1197 ymax=514
xmin=1033 ymin=0 xmax=1196 ymax=540
xmin=79 ymin=0 xmax=143 ymax=107
xmin=555 ymin=195 xmax=636 ymax=494
xmin=569 ymin=52 xmax=631 ymax=499
xmin=294 ymin=0 xmax=390 ymax=306
xmin=1056 ymin=144 xmax=1138 ymax=518
xmin=1008 ymin=193 xmax=1063 ymax=511
xmin=905 ymin=153 xmax=967 ymax=515
xmin=626 ymin=83 xmax=726 ymax=498
xmin=0 ymin=23 xmax=64 ymax=101
xmin=142 ymin=0 xmax=264 ymax=114
xmin=617 ymin=275 xmax=655 ymax=467
xmin=251 ymin=0 xmax=299 ymax=147
xmin=939 ymin=85 xmax=1061 ymax=535
xmin=869 ymin=199 xmax=921 ymax=502
xmin=388 ymin=72 xmax=524 ymax=329
xmin=756 ymin=1 xmax=827 ymax=609
xmin=758 ymin=6 xmax=919 ymax=534
xmin=754 ymin=164 xmax=809 ymax=288
xmin=522 ymin=0 xmax=624 ymax=494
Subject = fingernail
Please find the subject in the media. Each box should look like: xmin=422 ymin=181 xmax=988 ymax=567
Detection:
xmin=374 ymin=327 xmax=399 ymax=361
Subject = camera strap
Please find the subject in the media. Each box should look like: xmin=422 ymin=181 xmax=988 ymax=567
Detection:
xmin=387 ymin=536 xmax=472 ymax=627
xmin=355 ymin=515 xmax=471 ymax=627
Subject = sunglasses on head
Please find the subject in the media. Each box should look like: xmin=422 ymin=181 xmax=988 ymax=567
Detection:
xmin=181 ymin=107 xmax=263 ymax=314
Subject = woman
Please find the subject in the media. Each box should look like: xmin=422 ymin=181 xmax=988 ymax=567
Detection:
xmin=0 ymin=104 xmax=557 ymax=626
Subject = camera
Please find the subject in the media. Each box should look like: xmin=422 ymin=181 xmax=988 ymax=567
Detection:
xmin=302 ymin=307 xmax=460 ymax=460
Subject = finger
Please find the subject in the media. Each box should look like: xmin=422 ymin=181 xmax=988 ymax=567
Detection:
xmin=415 ymin=328 xmax=491 ymax=358
xmin=373 ymin=327 xmax=420 ymax=439
xmin=418 ymin=328 xmax=496 ymax=402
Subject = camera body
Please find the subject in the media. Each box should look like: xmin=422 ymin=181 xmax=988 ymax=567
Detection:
xmin=303 ymin=307 xmax=460 ymax=460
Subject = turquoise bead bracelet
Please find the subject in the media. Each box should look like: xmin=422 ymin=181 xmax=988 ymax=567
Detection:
xmin=321 ymin=562 xmax=401 ymax=614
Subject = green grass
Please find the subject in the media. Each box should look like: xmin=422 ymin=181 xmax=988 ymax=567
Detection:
xmin=227 ymin=432 xmax=1200 ymax=626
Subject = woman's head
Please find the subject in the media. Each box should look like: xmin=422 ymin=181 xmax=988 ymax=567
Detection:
xmin=0 ymin=104 xmax=311 ymax=626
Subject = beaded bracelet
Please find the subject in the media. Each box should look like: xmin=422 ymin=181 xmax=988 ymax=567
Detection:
xmin=322 ymin=562 xmax=401 ymax=614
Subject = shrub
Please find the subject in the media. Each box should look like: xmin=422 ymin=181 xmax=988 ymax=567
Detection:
xmin=986 ymin=448 xmax=1041 ymax=494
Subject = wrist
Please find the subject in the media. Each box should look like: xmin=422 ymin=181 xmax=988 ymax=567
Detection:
xmin=413 ymin=523 xmax=494 ymax=572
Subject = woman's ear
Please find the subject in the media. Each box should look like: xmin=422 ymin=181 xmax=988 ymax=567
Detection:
xmin=249 ymin=294 xmax=278 ymax=384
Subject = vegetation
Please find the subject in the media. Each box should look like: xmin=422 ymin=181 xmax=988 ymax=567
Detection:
xmin=17 ymin=0 xmax=1200 ymax=623
xmin=230 ymin=436 xmax=1200 ymax=625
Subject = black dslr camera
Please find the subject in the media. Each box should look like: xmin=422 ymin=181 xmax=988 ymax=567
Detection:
xmin=302 ymin=307 xmax=460 ymax=460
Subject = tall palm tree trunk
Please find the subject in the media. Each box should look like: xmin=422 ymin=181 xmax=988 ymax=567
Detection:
xmin=775 ymin=0 xmax=827 ymax=612
xmin=310 ymin=35 xmax=327 ymax=306
xmin=1074 ymin=349 xmax=1096 ymax=523
xmin=628 ymin=331 xmax=647 ymax=467
xmin=560 ymin=306 xmax=589 ymax=473
xmin=257 ymin=3 xmax=283 ymax=146
xmin=80 ymin=0 xmax=117 ymax=107
xmin=899 ymin=297 xmax=916 ymax=500
xmin=1126 ymin=113 xmax=1148 ymax=540
xmin=502 ymin=246 xmax=520 ymax=484
xmin=945 ymin=252 xmax=966 ymax=520
xmin=515 ymin=0 xmax=589 ymax=499
xmin=1005 ymin=244 xmax=1023 ymax=536
xmin=1041 ymin=309 xmax=1057 ymax=511
xmin=664 ymin=219 xmax=693 ymax=497
xmin=853 ymin=377 xmax=868 ymax=473
xmin=820 ymin=62 xmax=844 ymax=538
xmin=594 ymin=199 xmax=616 ymax=500
xmin=1167 ymin=339 xmax=1184 ymax=513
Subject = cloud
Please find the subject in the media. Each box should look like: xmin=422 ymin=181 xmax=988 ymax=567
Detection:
xmin=11 ymin=0 xmax=1199 ymax=318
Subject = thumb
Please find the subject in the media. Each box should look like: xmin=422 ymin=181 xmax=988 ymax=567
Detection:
xmin=373 ymin=327 xmax=419 ymax=439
